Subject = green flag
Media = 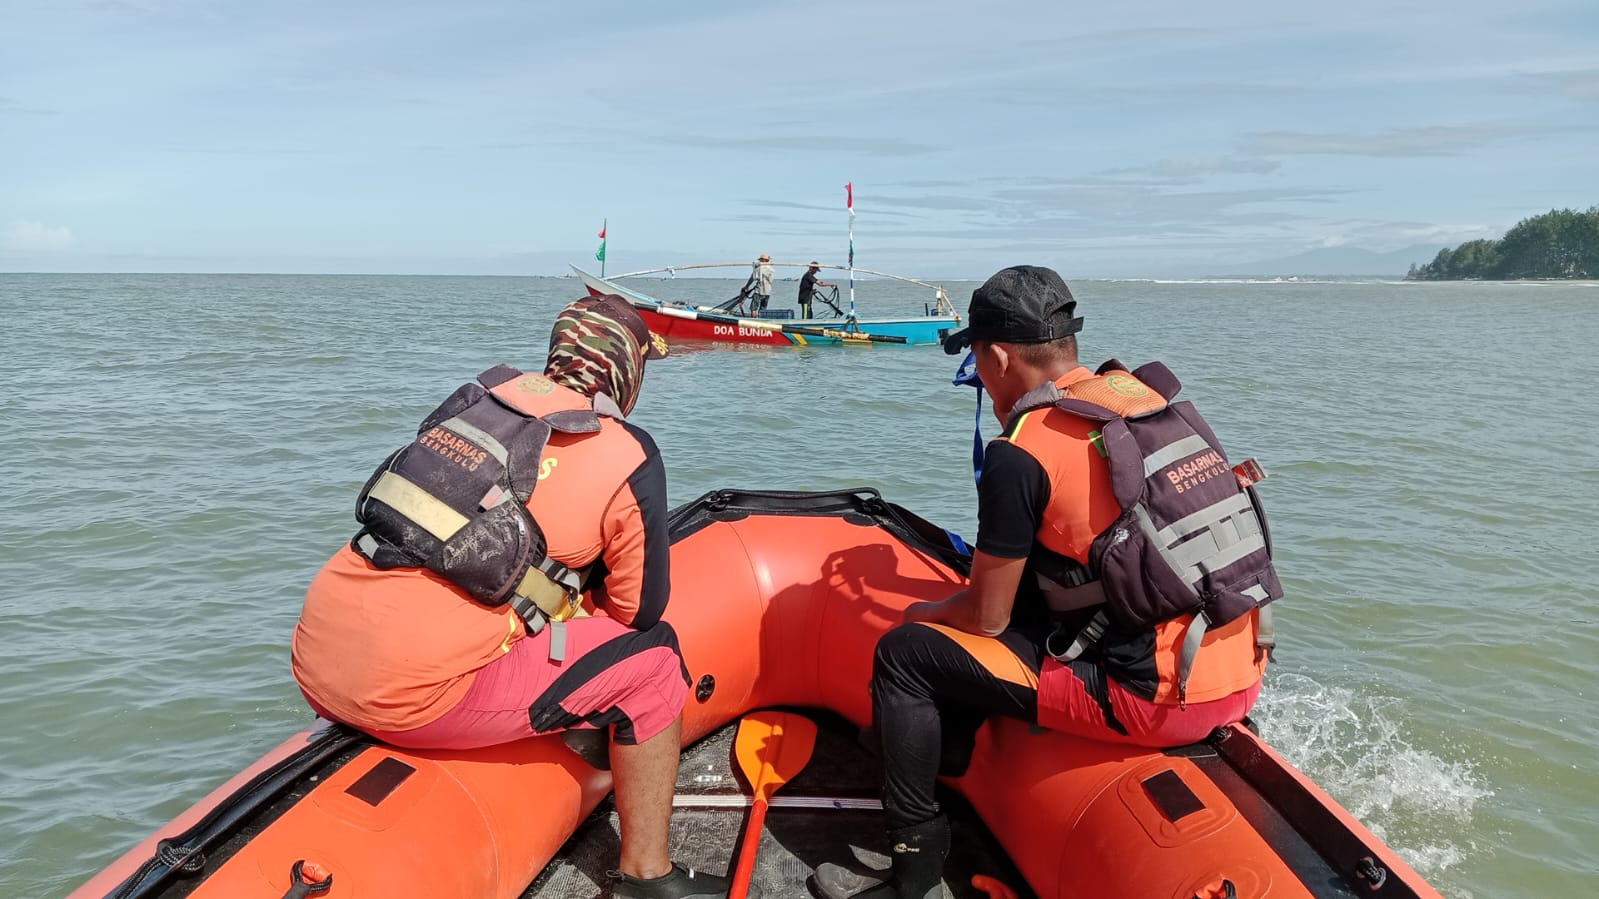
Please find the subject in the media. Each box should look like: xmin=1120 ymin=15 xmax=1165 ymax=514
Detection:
xmin=595 ymin=241 xmax=606 ymax=262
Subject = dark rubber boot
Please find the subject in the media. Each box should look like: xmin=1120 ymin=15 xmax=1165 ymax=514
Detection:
xmin=813 ymin=816 xmax=950 ymax=899
xmin=610 ymin=862 xmax=753 ymax=898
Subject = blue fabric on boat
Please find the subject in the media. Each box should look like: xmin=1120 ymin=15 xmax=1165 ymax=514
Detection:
xmin=952 ymin=351 xmax=985 ymax=485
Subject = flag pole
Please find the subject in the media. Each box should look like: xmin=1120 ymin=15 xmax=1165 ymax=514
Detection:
xmin=845 ymin=182 xmax=856 ymax=320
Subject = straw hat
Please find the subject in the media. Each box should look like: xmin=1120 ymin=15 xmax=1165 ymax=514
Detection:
xmin=758 ymin=253 xmax=771 ymax=262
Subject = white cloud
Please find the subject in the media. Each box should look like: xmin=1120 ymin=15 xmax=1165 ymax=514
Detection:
xmin=1245 ymin=126 xmax=1506 ymax=157
xmin=3 ymin=220 xmax=76 ymax=253
xmin=1545 ymin=69 xmax=1599 ymax=102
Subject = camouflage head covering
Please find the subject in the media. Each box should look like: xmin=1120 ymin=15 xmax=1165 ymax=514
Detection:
xmin=545 ymin=294 xmax=668 ymax=417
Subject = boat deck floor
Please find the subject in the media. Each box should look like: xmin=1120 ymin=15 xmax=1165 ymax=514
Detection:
xmin=524 ymin=711 xmax=1035 ymax=898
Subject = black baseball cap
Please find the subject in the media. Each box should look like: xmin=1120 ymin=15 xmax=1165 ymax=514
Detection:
xmin=942 ymin=265 xmax=1083 ymax=355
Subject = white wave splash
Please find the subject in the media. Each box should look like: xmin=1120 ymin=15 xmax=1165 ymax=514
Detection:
xmin=1252 ymin=672 xmax=1489 ymax=894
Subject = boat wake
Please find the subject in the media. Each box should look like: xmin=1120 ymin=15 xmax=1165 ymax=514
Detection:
xmin=1254 ymin=672 xmax=1488 ymax=894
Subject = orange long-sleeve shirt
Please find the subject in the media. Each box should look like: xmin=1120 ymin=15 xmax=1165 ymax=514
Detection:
xmin=291 ymin=407 xmax=669 ymax=732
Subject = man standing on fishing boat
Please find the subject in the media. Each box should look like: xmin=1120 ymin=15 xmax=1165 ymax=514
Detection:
xmin=749 ymin=253 xmax=774 ymax=316
xmin=798 ymin=261 xmax=835 ymax=319
xmin=292 ymin=295 xmax=745 ymax=899
xmin=816 ymin=266 xmax=1280 ymax=899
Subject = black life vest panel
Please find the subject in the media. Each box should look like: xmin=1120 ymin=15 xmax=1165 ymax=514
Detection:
xmin=1019 ymin=361 xmax=1283 ymax=673
xmin=351 ymin=364 xmax=602 ymax=639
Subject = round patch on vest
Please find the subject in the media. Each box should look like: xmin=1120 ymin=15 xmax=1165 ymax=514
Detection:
xmin=516 ymin=374 xmax=556 ymax=394
xmin=1105 ymin=373 xmax=1149 ymax=396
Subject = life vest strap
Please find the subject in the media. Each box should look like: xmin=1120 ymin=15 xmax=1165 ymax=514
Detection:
xmin=1045 ymin=610 xmax=1108 ymax=663
xmin=506 ymin=598 xmax=570 ymax=663
xmin=1039 ymin=577 xmax=1107 ymax=614
xmin=366 ymin=472 xmax=468 ymax=541
xmin=514 ymin=564 xmax=582 ymax=618
xmin=367 ymin=471 xmax=587 ymax=661
xmin=1176 ymin=612 xmax=1211 ymax=709
xmin=512 ymin=558 xmax=588 ymax=662
xmin=1253 ymin=591 xmax=1275 ymax=657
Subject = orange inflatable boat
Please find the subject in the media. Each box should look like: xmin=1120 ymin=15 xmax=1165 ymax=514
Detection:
xmin=74 ymin=489 xmax=1443 ymax=899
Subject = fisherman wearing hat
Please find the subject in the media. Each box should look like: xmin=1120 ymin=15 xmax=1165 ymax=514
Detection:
xmin=750 ymin=253 xmax=774 ymax=316
xmin=797 ymin=261 xmax=835 ymax=319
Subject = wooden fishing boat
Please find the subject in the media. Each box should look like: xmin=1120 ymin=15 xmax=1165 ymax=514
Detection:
xmin=573 ymin=264 xmax=961 ymax=347
xmin=74 ymin=489 xmax=1443 ymax=899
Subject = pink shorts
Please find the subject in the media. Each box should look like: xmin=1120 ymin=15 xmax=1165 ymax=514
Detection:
xmin=1036 ymin=657 xmax=1261 ymax=747
xmin=319 ymin=617 xmax=688 ymax=749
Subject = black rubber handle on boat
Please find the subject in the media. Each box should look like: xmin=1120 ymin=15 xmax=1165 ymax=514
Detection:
xmin=109 ymin=725 xmax=367 ymax=899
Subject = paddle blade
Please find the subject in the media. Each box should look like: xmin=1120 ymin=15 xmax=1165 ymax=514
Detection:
xmin=733 ymin=711 xmax=819 ymax=801
xmin=730 ymin=712 xmax=818 ymax=899
xmin=972 ymin=875 xmax=1020 ymax=899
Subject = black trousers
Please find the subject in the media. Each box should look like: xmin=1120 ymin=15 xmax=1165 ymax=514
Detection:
xmin=870 ymin=622 xmax=1045 ymax=829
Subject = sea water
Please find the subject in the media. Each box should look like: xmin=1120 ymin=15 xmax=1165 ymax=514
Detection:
xmin=3 ymin=273 xmax=1597 ymax=896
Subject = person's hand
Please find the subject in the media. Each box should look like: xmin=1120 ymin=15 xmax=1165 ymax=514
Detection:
xmin=903 ymin=600 xmax=943 ymax=624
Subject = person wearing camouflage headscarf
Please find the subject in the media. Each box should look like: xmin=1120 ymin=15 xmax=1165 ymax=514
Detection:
xmin=294 ymin=297 xmax=743 ymax=897
xmin=545 ymin=293 xmax=668 ymax=417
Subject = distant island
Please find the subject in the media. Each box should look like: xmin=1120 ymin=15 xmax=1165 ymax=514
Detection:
xmin=1407 ymin=206 xmax=1599 ymax=280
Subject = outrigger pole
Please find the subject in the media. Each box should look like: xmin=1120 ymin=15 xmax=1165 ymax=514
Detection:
xmin=597 ymin=261 xmax=958 ymax=319
xmin=845 ymin=181 xmax=857 ymax=320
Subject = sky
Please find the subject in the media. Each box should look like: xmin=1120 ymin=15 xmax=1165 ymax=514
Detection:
xmin=2 ymin=0 xmax=1597 ymax=278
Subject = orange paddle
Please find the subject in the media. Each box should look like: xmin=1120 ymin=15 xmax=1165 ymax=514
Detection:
xmin=972 ymin=874 xmax=1020 ymax=898
xmin=729 ymin=711 xmax=819 ymax=899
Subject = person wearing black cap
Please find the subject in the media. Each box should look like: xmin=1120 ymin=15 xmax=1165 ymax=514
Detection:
xmin=816 ymin=266 xmax=1276 ymax=899
xmin=797 ymin=261 xmax=834 ymax=319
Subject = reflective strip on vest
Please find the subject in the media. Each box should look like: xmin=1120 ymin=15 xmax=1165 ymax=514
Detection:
xmin=1142 ymin=433 xmax=1213 ymax=478
xmin=368 ymin=471 xmax=586 ymax=655
xmin=1134 ymin=503 xmax=1267 ymax=597
xmin=440 ymin=415 xmax=510 ymax=467
xmin=367 ymin=471 xmax=469 ymax=540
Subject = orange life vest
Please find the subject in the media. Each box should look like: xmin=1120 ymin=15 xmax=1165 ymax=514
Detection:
xmin=1008 ymin=361 xmax=1280 ymax=706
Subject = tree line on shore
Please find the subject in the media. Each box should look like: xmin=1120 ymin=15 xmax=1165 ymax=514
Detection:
xmin=1406 ymin=206 xmax=1599 ymax=280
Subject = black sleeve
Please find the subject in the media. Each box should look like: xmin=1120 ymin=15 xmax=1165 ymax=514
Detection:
xmin=974 ymin=440 xmax=1051 ymax=558
xmin=619 ymin=421 xmax=670 ymax=630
